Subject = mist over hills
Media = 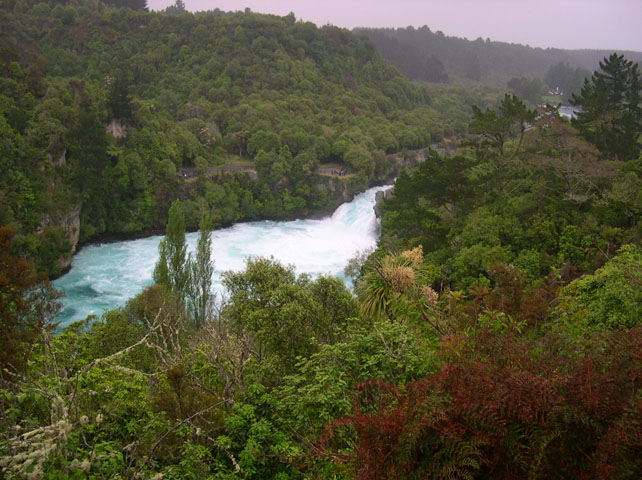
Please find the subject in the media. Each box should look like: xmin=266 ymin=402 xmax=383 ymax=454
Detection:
xmin=354 ymin=26 xmax=642 ymax=84
xmin=3 ymin=0 xmax=640 ymax=275
xmin=2 ymin=2 xmax=642 ymax=479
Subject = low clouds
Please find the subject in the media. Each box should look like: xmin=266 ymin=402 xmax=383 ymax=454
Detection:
xmin=147 ymin=0 xmax=641 ymax=51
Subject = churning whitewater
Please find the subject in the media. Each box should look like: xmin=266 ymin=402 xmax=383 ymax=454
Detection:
xmin=53 ymin=185 xmax=392 ymax=327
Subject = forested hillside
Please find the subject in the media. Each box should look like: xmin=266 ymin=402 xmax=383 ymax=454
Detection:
xmin=1 ymin=0 xmax=642 ymax=477
xmin=1 ymin=47 xmax=641 ymax=478
xmin=1 ymin=0 xmax=458 ymax=276
xmin=381 ymin=53 xmax=642 ymax=289
xmin=357 ymin=26 xmax=642 ymax=103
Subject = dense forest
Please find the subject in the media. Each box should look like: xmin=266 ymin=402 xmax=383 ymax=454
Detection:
xmin=1 ymin=0 xmax=498 ymax=277
xmin=2 ymin=0 xmax=642 ymax=478
xmin=356 ymin=26 xmax=642 ymax=104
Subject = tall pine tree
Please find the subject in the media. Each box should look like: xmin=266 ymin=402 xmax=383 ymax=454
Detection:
xmin=186 ymin=214 xmax=214 ymax=328
xmin=153 ymin=200 xmax=187 ymax=292
xmin=570 ymin=53 xmax=642 ymax=161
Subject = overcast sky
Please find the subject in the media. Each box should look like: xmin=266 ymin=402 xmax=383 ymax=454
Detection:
xmin=146 ymin=0 xmax=642 ymax=52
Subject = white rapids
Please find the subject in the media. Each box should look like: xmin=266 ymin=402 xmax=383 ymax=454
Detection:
xmin=53 ymin=185 xmax=392 ymax=327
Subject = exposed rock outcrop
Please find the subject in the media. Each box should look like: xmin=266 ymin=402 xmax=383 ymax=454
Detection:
xmin=38 ymin=204 xmax=82 ymax=272
xmin=106 ymin=119 xmax=127 ymax=138
xmin=46 ymin=149 xmax=67 ymax=168
xmin=58 ymin=204 xmax=82 ymax=270
xmin=317 ymin=175 xmax=352 ymax=203
xmin=383 ymin=148 xmax=426 ymax=181
xmin=374 ymin=188 xmax=394 ymax=218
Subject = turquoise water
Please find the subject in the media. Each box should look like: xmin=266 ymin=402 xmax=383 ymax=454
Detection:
xmin=53 ymin=185 xmax=391 ymax=327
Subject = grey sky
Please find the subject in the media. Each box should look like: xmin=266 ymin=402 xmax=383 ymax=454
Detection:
xmin=146 ymin=0 xmax=642 ymax=52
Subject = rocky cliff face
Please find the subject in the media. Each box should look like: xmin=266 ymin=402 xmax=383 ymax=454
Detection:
xmin=58 ymin=205 xmax=81 ymax=271
xmin=383 ymin=148 xmax=426 ymax=181
xmin=38 ymin=204 xmax=82 ymax=273
xmin=106 ymin=119 xmax=127 ymax=138
xmin=317 ymin=175 xmax=352 ymax=203
xmin=374 ymin=188 xmax=395 ymax=218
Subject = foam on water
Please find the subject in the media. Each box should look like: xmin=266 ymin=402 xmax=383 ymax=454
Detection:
xmin=53 ymin=185 xmax=392 ymax=327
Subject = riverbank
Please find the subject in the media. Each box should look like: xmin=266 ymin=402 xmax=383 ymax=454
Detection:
xmin=53 ymin=149 xmax=425 ymax=280
xmin=53 ymin=185 xmax=393 ymax=326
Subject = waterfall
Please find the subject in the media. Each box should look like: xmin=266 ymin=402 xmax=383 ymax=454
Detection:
xmin=53 ymin=185 xmax=392 ymax=327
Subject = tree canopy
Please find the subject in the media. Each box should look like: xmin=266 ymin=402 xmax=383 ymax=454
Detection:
xmin=0 ymin=226 xmax=61 ymax=379
xmin=153 ymin=199 xmax=187 ymax=292
xmin=570 ymin=53 xmax=642 ymax=160
xmin=1 ymin=2 xmax=642 ymax=477
xmin=0 ymin=1 xmax=446 ymax=275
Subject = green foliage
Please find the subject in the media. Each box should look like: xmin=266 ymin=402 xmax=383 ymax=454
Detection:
xmin=468 ymin=93 xmax=536 ymax=172
xmin=344 ymin=144 xmax=374 ymax=180
xmin=356 ymin=246 xmax=428 ymax=323
xmin=570 ymin=53 xmax=642 ymax=161
xmin=0 ymin=226 xmax=62 ymax=378
xmin=214 ymin=384 xmax=301 ymax=479
xmin=558 ymin=244 xmax=642 ymax=331
xmin=222 ymin=257 xmax=358 ymax=380
xmin=3 ymin=6 xmax=642 ymax=480
xmin=186 ymin=214 xmax=214 ymax=329
xmin=3 ymin=246 xmax=642 ymax=479
xmin=357 ymin=25 xmax=638 ymax=87
xmin=382 ymin=150 xmax=474 ymax=253
xmin=382 ymin=89 xmax=633 ymax=290
xmin=545 ymin=61 xmax=589 ymax=103
xmin=318 ymin=327 xmax=642 ymax=480
xmin=104 ymin=0 xmax=148 ymax=10
xmin=107 ymin=75 xmax=133 ymax=121
xmin=507 ymin=76 xmax=547 ymax=104
xmin=154 ymin=199 xmax=188 ymax=292
xmin=276 ymin=320 xmax=433 ymax=437
xmin=1 ymin=3 xmax=436 ymax=272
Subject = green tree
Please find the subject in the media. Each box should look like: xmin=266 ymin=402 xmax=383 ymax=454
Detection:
xmin=423 ymin=54 xmax=449 ymax=83
xmin=107 ymin=76 xmax=133 ymax=122
xmin=222 ymin=257 xmax=313 ymax=375
xmin=558 ymin=244 xmax=642 ymax=331
xmin=276 ymin=320 xmax=431 ymax=442
xmin=382 ymin=151 xmax=474 ymax=251
xmin=222 ymin=257 xmax=356 ymax=379
xmin=463 ymin=52 xmax=481 ymax=80
xmin=468 ymin=94 xmax=536 ymax=194
xmin=545 ymin=61 xmax=589 ymax=102
xmin=186 ymin=214 xmax=214 ymax=328
xmin=0 ymin=226 xmax=62 ymax=379
xmin=469 ymin=94 xmax=537 ymax=169
xmin=570 ymin=53 xmax=642 ymax=160
xmin=164 ymin=0 xmax=186 ymax=14
xmin=103 ymin=0 xmax=147 ymax=10
xmin=344 ymin=144 xmax=374 ymax=179
xmin=507 ymin=76 xmax=546 ymax=104
xmin=247 ymin=130 xmax=280 ymax=156
xmin=153 ymin=200 xmax=188 ymax=292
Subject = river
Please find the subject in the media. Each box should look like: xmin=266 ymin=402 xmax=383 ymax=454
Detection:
xmin=53 ymin=185 xmax=391 ymax=327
